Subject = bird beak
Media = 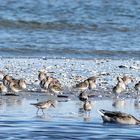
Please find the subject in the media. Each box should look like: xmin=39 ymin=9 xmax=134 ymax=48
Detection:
xmin=131 ymin=78 xmax=134 ymax=82
xmin=51 ymin=104 xmax=55 ymax=108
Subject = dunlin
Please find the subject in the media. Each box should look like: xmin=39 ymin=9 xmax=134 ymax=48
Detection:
xmin=3 ymin=75 xmax=13 ymax=87
xmin=87 ymin=76 xmax=96 ymax=82
xmin=39 ymin=76 xmax=54 ymax=92
xmin=79 ymin=91 xmax=88 ymax=102
xmin=9 ymin=79 xmax=26 ymax=94
xmin=113 ymin=77 xmax=126 ymax=95
xmin=87 ymin=76 xmax=96 ymax=90
xmin=30 ymin=100 xmax=55 ymax=114
xmin=38 ymin=71 xmax=47 ymax=81
xmin=48 ymin=82 xmax=62 ymax=95
xmin=18 ymin=79 xmax=27 ymax=89
xmin=39 ymin=79 xmax=49 ymax=92
xmin=75 ymin=80 xmax=89 ymax=91
xmin=51 ymin=78 xmax=61 ymax=87
xmin=0 ymin=83 xmax=7 ymax=95
xmin=122 ymin=76 xmax=133 ymax=85
xmin=98 ymin=109 xmax=140 ymax=125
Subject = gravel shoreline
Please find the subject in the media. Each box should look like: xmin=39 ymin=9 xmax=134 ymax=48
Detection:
xmin=0 ymin=57 xmax=139 ymax=99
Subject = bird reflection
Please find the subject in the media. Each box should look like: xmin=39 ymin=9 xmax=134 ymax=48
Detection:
xmin=83 ymin=116 xmax=92 ymax=122
xmin=5 ymin=96 xmax=23 ymax=107
xmin=112 ymin=98 xmax=125 ymax=108
xmin=34 ymin=114 xmax=51 ymax=120
xmin=78 ymin=107 xmax=84 ymax=115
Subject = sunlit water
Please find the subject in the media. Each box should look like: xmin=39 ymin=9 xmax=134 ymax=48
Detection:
xmin=0 ymin=0 xmax=139 ymax=59
xmin=0 ymin=96 xmax=140 ymax=139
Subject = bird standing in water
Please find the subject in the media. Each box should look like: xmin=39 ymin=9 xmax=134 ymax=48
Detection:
xmin=113 ymin=77 xmax=126 ymax=96
xmin=30 ymin=100 xmax=55 ymax=114
xmin=79 ymin=91 xmax=88 ymax=102
xmin=122 ymin=76 xmax=133 ymax=86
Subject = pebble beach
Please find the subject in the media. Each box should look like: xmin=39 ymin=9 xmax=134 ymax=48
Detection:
xmin=0 ymin=57 xmax=139 ymax=98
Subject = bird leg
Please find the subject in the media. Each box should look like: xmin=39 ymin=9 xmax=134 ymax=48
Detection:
xmin=36 ymin=108 xmax=39 ymax=114
xmin=88 ymin=111 xmax=91 ymax=117
xmin=41 ymin=109 xmax=45 ymax=114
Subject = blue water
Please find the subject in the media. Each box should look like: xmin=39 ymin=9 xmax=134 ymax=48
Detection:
xmin=1 ymin=96 xmax=140 ymax=140
xmin=0 ymin=0 xmax=139 ymax=59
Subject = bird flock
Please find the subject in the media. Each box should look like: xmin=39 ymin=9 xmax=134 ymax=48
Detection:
xmin=0 ymin=70 xmax=139 ymax=96
xmin=0 ymin=70 xmax=140 ymax=125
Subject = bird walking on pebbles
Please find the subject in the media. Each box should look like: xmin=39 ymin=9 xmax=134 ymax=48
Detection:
xmin=87 ymin=76 xmax=97 ymax=90
xmin=39 ymin=77 xmax=53 ymax=92
xmin=3 ymin=75 xmax=13 ymax=87
xmin=74 ymin=76 xmax=97 ymax=93
xmin=122 ymin=76 xmax=133 ymax=86
xmin=48 ymin=81 xmax=62 ymax=95
xmin=113 ymin=77 xmax=126 ymax=96
xmin=9 ymin=79 xmax=27 ymax=94
xmin=38 ymin=71 xmax=47 ymax=81
xmin=38 ymin=71 xmax=62 ymax=95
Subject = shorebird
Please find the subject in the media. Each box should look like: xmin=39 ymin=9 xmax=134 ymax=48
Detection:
xmin=39 ymin=79 xmax=49 ymax=92
xmin=48 ymin=82 xmax=62 ymax=95
xmin=122 ymin=76 xmax=133 ymax=86
xmin=18 ymin=79 xmax=27 ymax=89
xmin=51 ymin=78 xmax=61 ymax=87
xmin=39 ymin=76 xmax=53 ymax=90
xmin=87 ymin=76 xmax=96 ymax=90
xmin=79 ymin=91 xmax=88 ymax=102
xmin=9 ymin=79 xmax=26 ymax=94
xmin=75 ymin=80 xmax=89 ymax=92
xmin=135 ymin=81 xmax=140 ymax=95
xmin=0 ymin=83 xmax=7 ymax=95
xmin=30 ymin=100 xmax=55 ymax=114
xmin=98 ymin=109 xmax=140 ymax=125
xmin=83 ymin=100 xmax=92 ymax=116
xmin=113 ymin=77 xmax=126 ymax=95
xmin=38 ymin=71 xmax=47 ymax=81
xmin=3 ymin=75 xmax=14 ymax=87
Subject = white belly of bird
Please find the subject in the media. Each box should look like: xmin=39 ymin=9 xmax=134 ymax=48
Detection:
xmin=2 ymin=86 xmax=7 ymax=93
xmin=21 ymin=84 xmax=26 ymax=89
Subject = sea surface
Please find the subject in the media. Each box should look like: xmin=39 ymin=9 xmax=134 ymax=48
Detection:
xmin=0 ymin=96 xmax=140 ymax=140
xmin=0 ymin=0 xmax=140 ymax=59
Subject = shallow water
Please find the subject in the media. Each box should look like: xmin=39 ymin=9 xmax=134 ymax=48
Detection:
xmin=0 ymin=96 xmax=140 ymax=139
xmin=0 ymin=0 xmax=140 ymax=59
